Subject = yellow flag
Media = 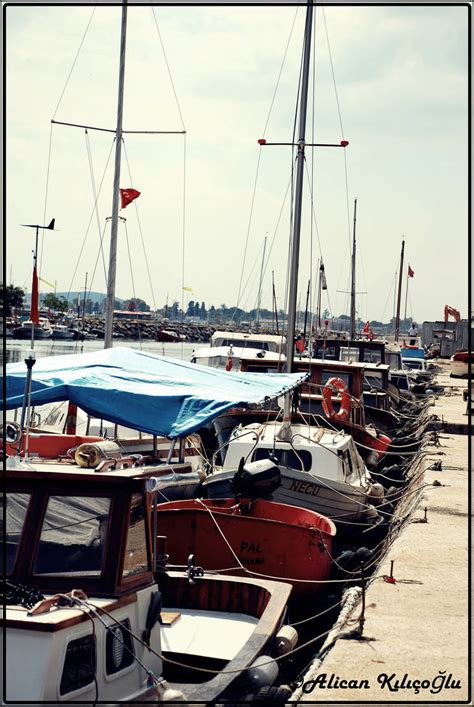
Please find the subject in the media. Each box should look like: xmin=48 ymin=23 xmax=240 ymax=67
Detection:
xmin=39 ymin=276 xmax=56 ymax=289
xmin=182 ymin=286 xmax=193 ymax=292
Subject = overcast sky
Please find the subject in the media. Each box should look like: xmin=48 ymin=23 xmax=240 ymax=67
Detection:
xmin=5 ymin=3 xmax=469 ymax=323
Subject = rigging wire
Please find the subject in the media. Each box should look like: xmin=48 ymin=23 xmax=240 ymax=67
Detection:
xmin=321 ymin=7 xmax=353 ymax=322
xmin=66 ymin=134 xmax=115 ymax=302
xmin=122 ymin=141 xmax=157 ymax=311
xmin=51 ymin=7 xmax=96 ymax=122
xmin=85 ymin=129 xmax=108 ymax=284
xmin=235 ymin=6 xmax=300 ymax=314
xmin=149 ymin=4 xmax=186 ymax=132
xmin=39 ymin=123 xmax=54 ymax=277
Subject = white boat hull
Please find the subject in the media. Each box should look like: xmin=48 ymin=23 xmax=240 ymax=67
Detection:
xmin=272 ymin=467 xmax=370 ymax=522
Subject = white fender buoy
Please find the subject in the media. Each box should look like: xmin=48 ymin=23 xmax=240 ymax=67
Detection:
xmin=247 ymin=654 xmax=279 ymax=688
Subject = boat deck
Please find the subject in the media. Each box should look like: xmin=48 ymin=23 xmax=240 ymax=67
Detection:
xmin=161 ymin=608 xmax=258 ymax=660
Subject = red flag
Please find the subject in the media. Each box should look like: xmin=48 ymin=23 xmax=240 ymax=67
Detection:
xmin=408 ymin=265 xmax=415 ymax=278
xmin=30 ymin=266 xmax=40 ymax=324
xmin=120 ymin=188 xmax=141 ymax=209
xmin=363 ymin=320 xmax=370 ymax=334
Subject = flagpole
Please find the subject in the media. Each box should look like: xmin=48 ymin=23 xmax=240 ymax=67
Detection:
xmin=403 ymin=265 xmax=409 ymax=322
xmin=394 ymin=239 xmax=405 ymax=342
xmin=350 ymin=198 xmax=357 ymax=340
xmin=104 ymin=0 xmax=128 ymax=349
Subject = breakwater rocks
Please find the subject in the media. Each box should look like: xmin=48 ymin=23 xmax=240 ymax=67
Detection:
xmin=83 ymin=318 xmax=216 ymax=343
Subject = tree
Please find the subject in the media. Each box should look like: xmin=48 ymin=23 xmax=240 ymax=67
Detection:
xmin=200 ymin=301 xmax=207 ymax=320
xmin=186 ymin=300 xmax=195 ymax=317
xmin=2 ymin=285 xmax=25 ymax=316
xmin=123 ymin=297 xmax=151 ymax=313
xmin=43 ymin=293 xmax=68 ymax=313
xmin=170 ymin=301 xmax=180 ymax=320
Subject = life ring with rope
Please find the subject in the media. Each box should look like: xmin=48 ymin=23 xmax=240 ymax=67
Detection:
xmin=322 ymin=377 xmax=351 ymax=422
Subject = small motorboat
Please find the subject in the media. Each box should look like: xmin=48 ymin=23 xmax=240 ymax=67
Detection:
xmin=51 ymin=324 xmax=75 ymax=340
xmin=3 ymin=448 xmax=294 ymax=704
xmin=206 ymin=421 xmax=384 ymax=524
xmin=157 ymin=458 xmax=336 ymax=602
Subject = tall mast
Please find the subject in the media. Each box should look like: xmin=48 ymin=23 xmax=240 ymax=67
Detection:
xmin=350 ymin=198 xmax=357 ymax=339
xmin=104 ymin=1 xmax=128 ymax=349
xmin=394 ymin=239 xmax=405 ymax=342
xmin=255 ymin=236 xmax=267 ymax=330
xmin=285 ymin=0 xmax=314 ymax=374
xmin=282 ymin=0 xmax=314 ymax=424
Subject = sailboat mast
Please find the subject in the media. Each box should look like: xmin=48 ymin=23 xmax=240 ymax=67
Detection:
xmin=285 ymin=0 xmax=314 ymax=377
xmin=394 ymin=239 xmax=405 ymax=342
xmin=104 ymin=1 xmax=128 ymax=349
xmin=350 ymin=198 xmax=357 ymax=339
xmin=256 ymin=236 xmax=267 ymax=329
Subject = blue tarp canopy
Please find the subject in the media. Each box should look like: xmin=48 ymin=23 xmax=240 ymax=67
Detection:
xmin=4 ymin=347 xmax=306 ymax=438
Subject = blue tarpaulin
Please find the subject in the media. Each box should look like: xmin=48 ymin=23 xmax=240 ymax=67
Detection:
xmin=4 ymin=347 xmax=306 ymax=438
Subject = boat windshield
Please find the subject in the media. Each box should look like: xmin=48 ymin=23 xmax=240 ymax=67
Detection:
xmin=33 ymin=495 xmax=111 ymax=576
xmin=220 ymin=338 xmax=270 ymax=351
xmin=2 ymin=492 xmax=31 ymax=574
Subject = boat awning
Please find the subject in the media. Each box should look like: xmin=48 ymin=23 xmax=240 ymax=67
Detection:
xmin=4 ymin=347 xmax=307 ymax=438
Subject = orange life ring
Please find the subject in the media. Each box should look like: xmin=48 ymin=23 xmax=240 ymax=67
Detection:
xmin=322 ymin=377 xmax=351 ymax=421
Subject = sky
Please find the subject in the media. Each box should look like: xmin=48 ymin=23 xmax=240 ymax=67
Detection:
xmin=5 ymin=2 xmax=469 ymax=324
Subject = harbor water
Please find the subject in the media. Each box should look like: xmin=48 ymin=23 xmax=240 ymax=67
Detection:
xmin=5 ymin=338 xmax=200 ymax=366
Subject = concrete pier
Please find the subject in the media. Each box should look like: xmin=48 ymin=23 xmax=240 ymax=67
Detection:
xmin=293 ymin=360 xmax=470 ymax=704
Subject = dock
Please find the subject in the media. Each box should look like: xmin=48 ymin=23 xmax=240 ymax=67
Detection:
xmin=292 ymin=360 xmax=470 ymax=704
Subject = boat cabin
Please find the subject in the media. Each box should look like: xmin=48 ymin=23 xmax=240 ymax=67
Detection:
xmin=210 ymin=330 xmax=287 ymax=355
xmin=239 ymin=356 xmax=368 ymax=426
xmin=190 ymin=345 xmax=284 ymax=370
xmin=311 ymin=337 xmax=386 ymax=365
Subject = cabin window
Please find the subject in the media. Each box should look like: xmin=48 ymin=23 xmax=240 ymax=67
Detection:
xmin=122 ymin=493 xmax=150 ymax=578
xmin=313 ymin=344 xmax=337 ymax=360
xmin=321 ymin=371 xmax=351 ymax=390
xmin=60 ymin=634 xmax=96 ymax=695
xmin=253 ymin=448 xmax=312 ymax=472
xmin=364 ymin=373 xmax=383 ymax=390
xmin=1 ymin=493 xmax=31 ymax=574
xmin=33 ymin=496 xmax=110 ymax=576
xmin=221 ymin=338 xmax=270 ymax=351
xmin=363 ymin=350 xmax=382 ymax=363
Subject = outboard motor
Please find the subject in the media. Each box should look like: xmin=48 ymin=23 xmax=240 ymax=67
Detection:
xmin=231 ymin=457 xmax=281 ymax=500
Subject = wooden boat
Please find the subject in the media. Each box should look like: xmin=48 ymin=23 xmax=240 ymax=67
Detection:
xmin=2 ymin=455 xmax=294 ymax=703
xmin=156 ymin=494 xmax=336 ymax=601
